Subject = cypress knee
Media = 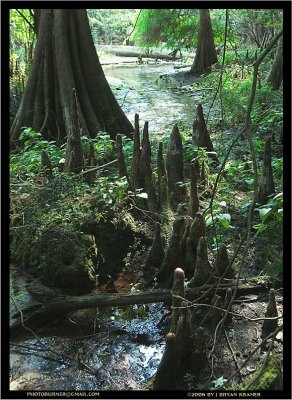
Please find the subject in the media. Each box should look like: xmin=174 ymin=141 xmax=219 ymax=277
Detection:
xmin=144 ymin=223 xmax=165 ymax=275
xmin=166 ymin=124 xmax=184 ymax=209
xmin=262 ymin=288 xmax=278 ymax=335
xmin=257 ymin=136 xmax=275 ymax=205
xmin=84 ymin=143 xmax=97 ymax=184
xmin=138 ymin=121 xmax=157 ymax=211
xmin=170 ymin=268 xmax=185 ymax=333
xmin=189 ymin=162 xmax=199 ymax=218
xmin=157 ymin=142 xmax=169 ymax=209
xmin=156 ymin=217 xmax=185 ymax=287
xmin=41 ymin=150 xmax=53 ymax=179
xmin=116 ymin=134 xmax=130 ymax=185
xmin=184 ymin=237 xmax=196 ymax=278
xmin=154 ymin=269 xmax=197 ymax=390
xmin=192 ymin=104 xmax=215 ymax=154
xmin=215 ymin=245 xmax=234 ymax=279
xmin=189 ymin=212 xmax=206 ymax=265
xmin=180 ymin=216 xmax=193 ymax=262
xmin=189 ymin=237 xmax=211 ymax=287
xmin=131 ymin=113 xmax=142 ymax=189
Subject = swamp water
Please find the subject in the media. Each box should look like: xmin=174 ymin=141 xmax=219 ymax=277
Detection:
xmin=10 ymin=61 xmax=213 ymax=391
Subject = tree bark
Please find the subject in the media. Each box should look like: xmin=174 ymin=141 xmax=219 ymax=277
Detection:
xmin=166 ymin=124 xmax=184 ymax=209
xmin=130 ymin=113 xmax=142 ymax=190
xmin=189 ymin=237 xmax=212 ymax=287
xmin=266 ymin=33 xmax=283 ymax=90
xmin=257 ymin=136 xmax=275 ymax=205
xmin=156 ymin=217 xmax=185 ymax=287
xmin=190 ymin=9 xmax=217 ymax=75
xmin=192 ymin=104 xmax=215 ymax=154
xmin=189 ymin=162 xmax=199 ymax=218
xmin=64 ymin=88 xmax=84 ymax=173
xmin=116 ymin=134 xmax=130 ymax=185
xmin=139 ymin=121 xmax=157 ymax=212
xmin=10 ymin=10 xmax=133 ymax=147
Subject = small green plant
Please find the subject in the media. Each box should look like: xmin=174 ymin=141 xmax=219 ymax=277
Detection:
xmin=10 ymin=128 xmax=64 ymax=180
xmin=253 ymin=192 xmax=283 ymax=233
xmin=205 ymin=201 xmax=233 ymax=230
xmin=212 ymin=375 xmax=228 ymax=389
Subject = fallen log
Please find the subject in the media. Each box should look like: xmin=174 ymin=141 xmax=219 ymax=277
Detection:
xmin=10 ymin=281 xmax=272 ymax=337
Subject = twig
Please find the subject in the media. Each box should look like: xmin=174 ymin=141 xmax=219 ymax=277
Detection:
xmin=15 ymin=9 xmax=35 ymax=33
xmin=172 ymin=298 xmax=283 ymax=323
xmin=223 ymin=325 xmax=283 ymax=387
xmin=224 ymin=328 xmax=243 ymax=382
xmin=77 ymin=159 xmax=117 ymax=176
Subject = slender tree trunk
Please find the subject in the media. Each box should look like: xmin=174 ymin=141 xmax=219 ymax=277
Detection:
xmin=266 ymin=34 xmax=283 ymax=90
xmin=190 ymin=9 xmax=217 ymax=75
xmin=10 ymin=10 xmax=133 ymax=147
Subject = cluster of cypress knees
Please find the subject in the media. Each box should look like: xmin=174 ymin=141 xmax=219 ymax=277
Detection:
xmin=40 ymin=99 xmax=278 ymax=390
xmin=111 ymin=105 xmax=278 ymax=390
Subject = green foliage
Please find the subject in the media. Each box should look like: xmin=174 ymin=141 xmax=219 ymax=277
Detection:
xmin=87 ymin=9 xmax=137 ymax=45
xmin=253 ymin=192 xmax=283 ymax=233
xmin=212 ymin=375 xmax=228 ymax=389
xmin=10 ymin=9 xmax=35 ymax=91
xmin=92 ymin=175 xmax=128 ymax=208
xmin=133 ymin=9 xmax=198 ymax=50
xmin=10 ymin=128 xmax=64 ymax=180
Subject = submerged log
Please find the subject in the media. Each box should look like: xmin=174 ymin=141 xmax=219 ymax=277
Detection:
xmin=131 ymin=113 xmax=142 ymax=190
xmin=166 ymin=124 xmax=184 ymax=209
xmin=189 ymin=162 xmax=199 ymax=218
xmin=257 ymin=136 xmax=275 ymax=205
xmin=10 ymin=282 xmax=272 ymax=337
xmin=156 ymin=216 xmax=185 ymax=287
xmin=98 ymin=46 xmax=181 ymax=61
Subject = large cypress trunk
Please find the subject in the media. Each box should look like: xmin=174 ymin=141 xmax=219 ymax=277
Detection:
xmin=10 ymin=10 xmax=133 ymax=147
xmin=190 ymin=9 xmax=217 ymax=75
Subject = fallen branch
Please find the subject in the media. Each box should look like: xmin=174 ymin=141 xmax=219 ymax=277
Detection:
xmin=10 ymin=282 xmax=271 ymax=337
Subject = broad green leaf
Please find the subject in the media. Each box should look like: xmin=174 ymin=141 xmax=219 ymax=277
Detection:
xmin=217 ymin=213 xmax=231 ymax=229
xmin=258 ymin=207 xmax=272 ymax=222
xmin=253 ymin=223 xmax=267 ymax=232
xmin=245 ymin=178 xmax=254 ymax=185
xmin=212 ymin=376 xmax=227 ymax=388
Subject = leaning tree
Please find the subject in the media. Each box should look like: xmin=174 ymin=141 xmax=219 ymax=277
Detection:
xmin=10 ymin=9 xmax=134 ymax=146
xmin=190 ymin=9 xmax=217 ymax=75
xmin=266 ymin=31 xmax=283 ymax=90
